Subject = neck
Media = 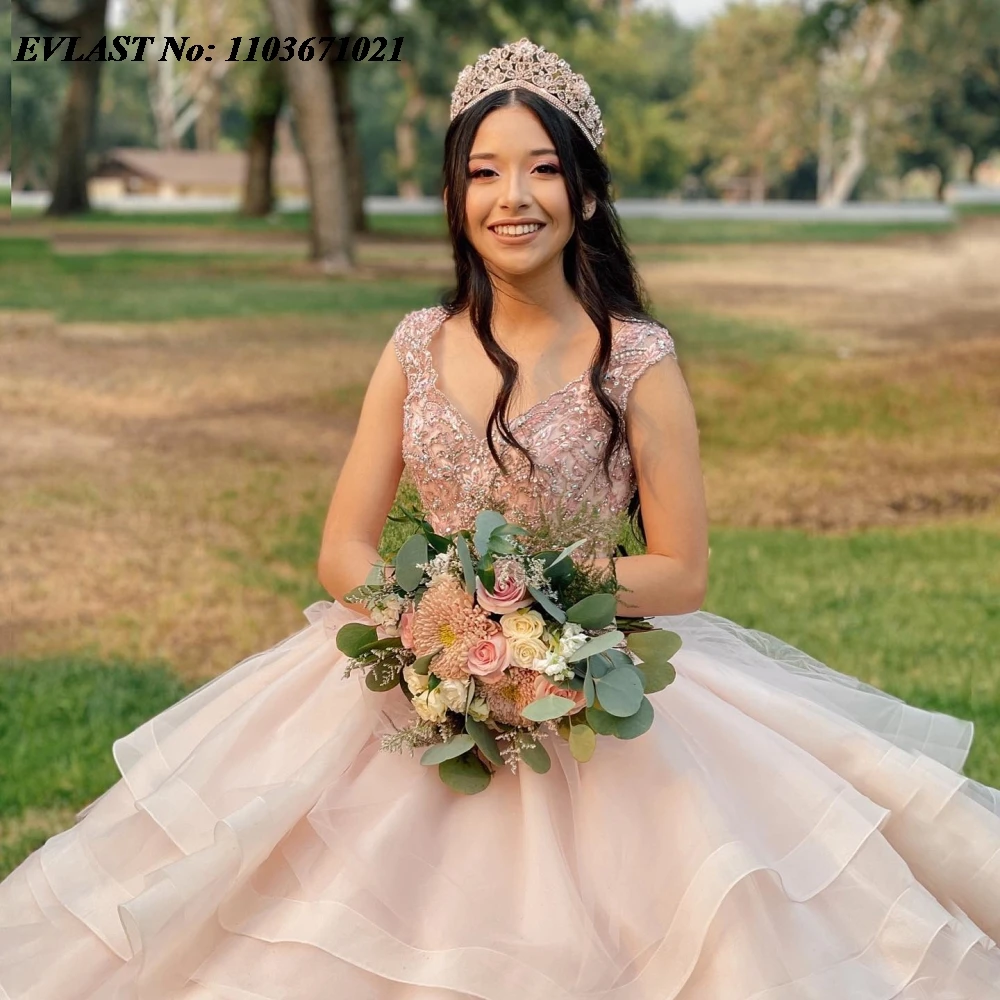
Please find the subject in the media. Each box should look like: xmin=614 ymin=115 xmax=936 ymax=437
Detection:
xmin=486 ymin=254 xmax=585 ymax=345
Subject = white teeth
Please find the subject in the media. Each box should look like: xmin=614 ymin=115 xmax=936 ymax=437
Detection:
xmin=493 ymin=223 xmax=542 ymax=236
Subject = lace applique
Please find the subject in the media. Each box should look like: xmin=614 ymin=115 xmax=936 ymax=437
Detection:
xmin=392 ymin=305 xmax=676 ymax=554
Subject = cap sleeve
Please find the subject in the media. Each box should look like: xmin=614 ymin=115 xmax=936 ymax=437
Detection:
xmin=608 ymin=319 xmax=676 ymax=407
xmin=391 ymin=306 xmax=444 ymax=393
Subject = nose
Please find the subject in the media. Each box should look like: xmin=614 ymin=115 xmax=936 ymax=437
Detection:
xmin=498 ymin=167 xmax=531 ymax=212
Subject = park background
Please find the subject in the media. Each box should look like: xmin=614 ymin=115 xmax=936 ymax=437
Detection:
xmin=1 ymin=0 xmax=998 ymax=877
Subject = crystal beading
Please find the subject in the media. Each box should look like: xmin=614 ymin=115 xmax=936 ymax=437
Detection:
xmin=449 ymin=38 xmax=605 ymax=149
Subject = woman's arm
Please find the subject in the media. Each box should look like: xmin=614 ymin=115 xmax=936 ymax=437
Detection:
xmin=317 ymin=336 xmax=408 ymax=617
xmin=594 ymin=355 xmax=709 ymax=618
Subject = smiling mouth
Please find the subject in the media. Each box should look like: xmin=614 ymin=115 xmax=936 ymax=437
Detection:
xmin=489 ymin=222 xmax=545 ymax=237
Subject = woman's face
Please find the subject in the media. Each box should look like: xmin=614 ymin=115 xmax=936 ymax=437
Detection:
xmin=463 ymin=103 xmax=575 ymax=280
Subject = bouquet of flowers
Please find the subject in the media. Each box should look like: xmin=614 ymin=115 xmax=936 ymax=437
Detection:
xmin=337 ymin=508 xmax=681 ymax=794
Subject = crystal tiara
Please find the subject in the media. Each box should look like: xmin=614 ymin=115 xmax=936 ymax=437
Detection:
xmin=449 ymin=38 xmax=605 ymax=148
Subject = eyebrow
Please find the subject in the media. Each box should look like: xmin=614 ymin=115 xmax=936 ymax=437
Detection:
xmin=468 ymin=148 xmax=558 ymax=160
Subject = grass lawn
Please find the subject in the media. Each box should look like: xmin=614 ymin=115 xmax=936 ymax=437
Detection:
xmin=1 ymin=220 xmax=997 ymax=879
xmin=9 ymin=205 xmax=959 ymax=244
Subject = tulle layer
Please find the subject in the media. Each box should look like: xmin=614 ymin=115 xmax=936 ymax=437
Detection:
xmin=1 ymin=600 xmax=998 ymax=999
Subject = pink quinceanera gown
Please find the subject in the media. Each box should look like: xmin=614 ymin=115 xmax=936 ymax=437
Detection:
xmin=1 ymin=305 xmax=998 ymax=1000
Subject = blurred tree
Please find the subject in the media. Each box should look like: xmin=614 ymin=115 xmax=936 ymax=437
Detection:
xmin=891 ymin=0 xmax=1000 ymax=198
xmin=241 ymin=59 xmax=284 ymax=215
xmin=684 ymin=2 xmax=818 ymax=201
xmin=565 ymin=10 xmax=695 ymax=196
xmin=0 ymin=1 xmax=11 ymax=174
xmin=266 ymin=0 xmax=353 ymax=270
xmin=798 ymin=0 xmax=933 ymax=203
xmin=14 ymin=0 xmax=109 ymax=214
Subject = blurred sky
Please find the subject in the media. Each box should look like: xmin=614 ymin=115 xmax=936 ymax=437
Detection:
xmin=107 ymin=0 xmax=782 ymax=31
xmin=644 ymin=0 xmax=782 ymax=25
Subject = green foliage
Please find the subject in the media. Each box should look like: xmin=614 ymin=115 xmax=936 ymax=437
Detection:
xmin=420 ymin=734 xmax=475 ymax=765
xmin=438 ymin=751 xmax=491 ymax=794
xmin=520 ymin=695 xmax=579 ymax=723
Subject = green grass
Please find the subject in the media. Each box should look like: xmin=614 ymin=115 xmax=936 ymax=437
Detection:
xmin=0 ymin=238 xmax=442 ymax=323
xmin=8 ymin=206 xmax=957 ymax=243
xmin=0 ymin=655 xmax=192 ymax=821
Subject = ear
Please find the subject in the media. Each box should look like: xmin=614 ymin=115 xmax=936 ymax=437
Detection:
xmin=582 ymin=194 xmax=597 ymax=221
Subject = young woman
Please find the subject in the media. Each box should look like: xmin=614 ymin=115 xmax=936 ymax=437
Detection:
xmin=2 ymin=38 xmax=998 ymax=1000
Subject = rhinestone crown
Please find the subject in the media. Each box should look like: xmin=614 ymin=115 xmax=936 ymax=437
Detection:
xmin=449 ymin=38 xmax=605 ymax=148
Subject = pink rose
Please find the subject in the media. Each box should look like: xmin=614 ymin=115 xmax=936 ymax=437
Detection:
xmin=475 ymin=568 xmax=534 ymax=615
xmin=467 ymin=633 xmax=511 ymax=684
xmin=399 ymin=609 xmax=415 ymax=650
xmin=534 ymin=676 xmax=587 ymax=715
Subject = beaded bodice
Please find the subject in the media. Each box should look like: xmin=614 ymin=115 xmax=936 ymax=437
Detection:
xmin=392 ymin=305 xmax=676 ymax=555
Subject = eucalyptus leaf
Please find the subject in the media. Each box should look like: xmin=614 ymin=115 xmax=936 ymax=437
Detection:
xmin=556 ymin=718 xmax=572 ymax=741
xmin=611 ymin=697 xmax=655 ymax=739
xmin=528 ymin=585 xmax=566 ymax=623
xmin=335 ymin=623 xmax=379 ymax=658
xmin=637 ymin=659 xmax=675 ymax=693
xmin=586 ymin=653 xmax=610 ymax=678
xmin=542 ymin=551 xmax=575 ymax=585
xmin=583 ymin=673 xmax=596 ymax=707
xmin=410 ymin=648 xmax=439 ymax=675
xmin=586 ymin=705 xmax=617 ymax=735
xmin=568 ymin=724 xmax=597 ymax=763
xmin=426 ymin=531 xmax=452 ymax=555
xmin=565 ymin=593 xmax=617 ymax=629
xmin=439 ymin=752 xmax=492 ymax=794
xmin=604 ymin=648 xmax=635 ymax=671
xmin=474 ymin=510 xmax=507 ymax=556
xmin=520 ymin=694 xmax=578 ymax=723
xmin=518 ymin=735 xmax=551 ymax=774
xmin=548 ymin=537 xmax=587 ymax=569
xmin=364 ymin=636 xmax=403 ymax=651
xmin=487 ymin=536 xmax=518 ymax=555
xmin=455 ymin=533 xmax=476 ymax=595
xmin=465 ymin=717 xmax=504 ymax=766
xmin=567 ymin=629 xmax=624 ymax=663
xmin=363 ymin=562 xmax=390 ymax=587
xmin=476 ymin=554 xmax=495 ymax=592
xmin=593 ymin=667 xmax=645 ymax=717
xmin=394 ymin=533 xmax=429 ymax=591
xmin=587 ymin=697 xmax=654 ymax=740
xmin=365 ymin=666 xmax=400 ymax=692
xmin=627 ymin=628 xmax=682 ymax=662
xmin=420 ymin=734 xmax=475 ymax=766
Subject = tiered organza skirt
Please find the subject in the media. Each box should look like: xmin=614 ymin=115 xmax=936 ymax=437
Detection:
xmin=1 ymin=600 xmax=998 ymax=999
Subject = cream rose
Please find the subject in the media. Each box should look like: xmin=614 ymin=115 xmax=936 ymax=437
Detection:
xmin=509 ymin=636 xmax=549 ymax=669
xmin=468 ymin=696 xmax=489 ymax=722
xmin=500 ymin=608 xmax=545 ymax=640
xmin=402 ymin=663 xmax=429 ymax=695
xmin=412 ymin=685 xmax=448 ymax=723
xmin=438 ymin=677 xmax=471 ymax=713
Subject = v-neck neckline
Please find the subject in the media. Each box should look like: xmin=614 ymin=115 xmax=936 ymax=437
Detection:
xmin=423 ymin=308 xmax=597 ymax=447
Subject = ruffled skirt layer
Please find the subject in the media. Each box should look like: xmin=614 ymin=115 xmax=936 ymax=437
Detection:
xmin=1 ymin=601 xmax=998 ymax=999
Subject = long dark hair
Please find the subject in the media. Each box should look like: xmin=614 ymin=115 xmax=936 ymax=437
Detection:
xmin=441 ymin=87 xmax=654 ymax=546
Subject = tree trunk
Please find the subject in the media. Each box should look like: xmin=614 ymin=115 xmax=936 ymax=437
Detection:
xmin=47 ymin=0 xmax=109 ymax=215
xmin=395 ymin=60 xmax=425 ymax=199
xmin=330 ymin=58 xmax=367 ymax=231
xmin=241 ymin=59 xmax=284 ymax=217
xmin=313 ymin=0 xmax=366 ymax=231
xmin=817 ymin=55 xmax=835 ymax=202
xmin=153 ymin=0 xmax=180 ymax=150
xmin=820 ymin=3 xmax=902 ymax=207
xmin=265 ymin=0 xmax=353 ymax=271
